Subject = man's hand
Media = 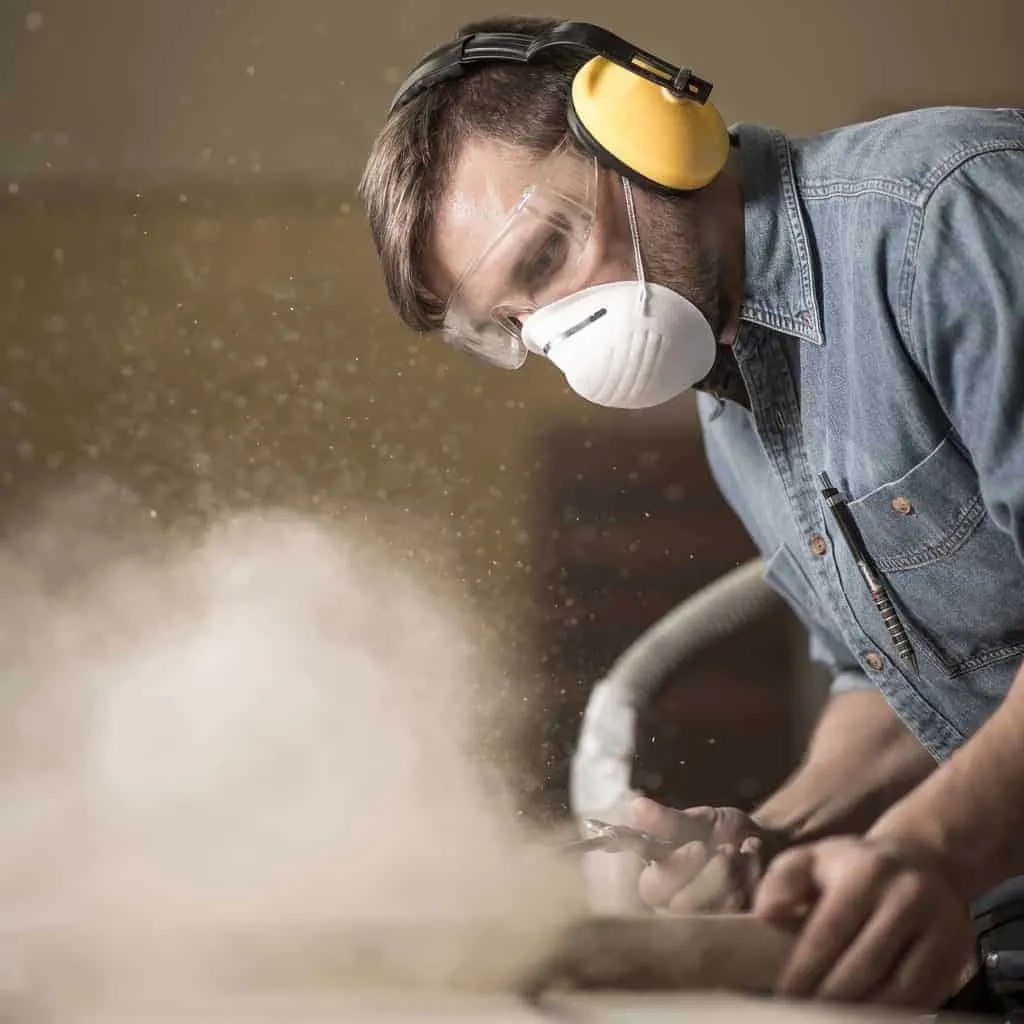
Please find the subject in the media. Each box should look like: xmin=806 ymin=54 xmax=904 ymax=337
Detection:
xmin=752 ymin=835 xmax=976 ymax=1009
xmin=629 ymin=796 xmax=788 ymax=913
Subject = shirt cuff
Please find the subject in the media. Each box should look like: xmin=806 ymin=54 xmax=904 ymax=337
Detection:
xmin=830 ymin=670 xmax=876 ymax=695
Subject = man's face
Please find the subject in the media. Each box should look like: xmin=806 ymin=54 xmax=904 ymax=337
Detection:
xmin=426 ymin=137 xmax=724 ymax=359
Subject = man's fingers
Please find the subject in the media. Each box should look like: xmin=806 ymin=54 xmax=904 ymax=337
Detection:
xmin=640 ymin=843 xmax=761 ymax=915
xmin=755 ymin=837 xmax=975 ymax=1008
xmin=739 ymin=836 xmax=764 ymax=898
xmin=666 ymin=844 xmax=750 ymax=914
xmin=739 ymin=835 xmax=762 ymax=856
xmin=629 ymin=796 xmax=716 ymax=844
xmin=752 ymin=846 xmax=819 ymax=924
xmin=773 ymin=869 xmax=886 ymax=997
xmin=636 ymin=841 xmax=709 ymax=909
xmin=816 ymin=879 xmax=924 ymax=1001
xmin=631 ymin=801 xmax=771 ymax=914
xmin=873 ymin=917 xmax=976 ymax=1009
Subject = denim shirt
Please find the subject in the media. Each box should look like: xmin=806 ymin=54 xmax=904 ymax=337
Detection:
xmin=700 ymin=107 xmax=1024 ymax=761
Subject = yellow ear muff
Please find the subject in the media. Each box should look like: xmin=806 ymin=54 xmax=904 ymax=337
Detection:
xmin=569 ymin=56 xmax=730 ymax=192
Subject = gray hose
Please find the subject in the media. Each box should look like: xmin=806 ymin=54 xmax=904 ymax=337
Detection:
xmin=601 ymin=556 xmax=780 ymax=709
xmin=569 ymin=557 xmax=783 ymax=818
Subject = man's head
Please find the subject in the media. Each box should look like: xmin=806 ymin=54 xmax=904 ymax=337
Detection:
xmin=359 ymin=17 xmax=744 ymax=403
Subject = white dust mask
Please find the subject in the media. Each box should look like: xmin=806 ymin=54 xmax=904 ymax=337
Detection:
xmin=520 ymin=180 xmax=716 ymax=410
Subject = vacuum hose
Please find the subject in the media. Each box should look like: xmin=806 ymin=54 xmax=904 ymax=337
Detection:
xmin=569 ymin=557 xmax=782 ymax=822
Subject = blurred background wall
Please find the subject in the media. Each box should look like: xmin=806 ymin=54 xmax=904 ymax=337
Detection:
xmin=1 ymin=0 xmax=1021 ymax=820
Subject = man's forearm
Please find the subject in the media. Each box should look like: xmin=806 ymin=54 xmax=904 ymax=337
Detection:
xmin=870 ymin=657 xmax=1024 ymax=902
xmin=754 ymin=688 xmax=936 ymax=844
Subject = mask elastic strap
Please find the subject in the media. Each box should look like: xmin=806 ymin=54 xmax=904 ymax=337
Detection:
xmin=621 ymin=178 xmax=650 ymax=314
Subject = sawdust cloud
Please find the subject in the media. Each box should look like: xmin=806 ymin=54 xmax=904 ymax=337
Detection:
xmin=0 ymin=479 xmax=586 ymax=1009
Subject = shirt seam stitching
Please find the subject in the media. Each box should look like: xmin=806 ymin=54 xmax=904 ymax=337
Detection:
xmin=903 ymin=139 xmax=1024 ymax=345
xmin=770 ymin=130 xmax=825 ymax=345
xmin=800 ymin=181 xmax=919 ymax=203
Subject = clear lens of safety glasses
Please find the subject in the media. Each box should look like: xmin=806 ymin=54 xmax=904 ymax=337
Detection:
xmin=442 ymin=139 xmax=598 ymax=369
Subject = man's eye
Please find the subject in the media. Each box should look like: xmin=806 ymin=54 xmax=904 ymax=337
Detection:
xmin=523 ymin=234 xmax=567 ymax=287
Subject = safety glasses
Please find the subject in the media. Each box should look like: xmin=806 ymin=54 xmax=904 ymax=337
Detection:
xmin=441 ymin=138 xmax=600 ymax=369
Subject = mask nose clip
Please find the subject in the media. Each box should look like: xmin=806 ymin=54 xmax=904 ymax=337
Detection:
xmin=541 ymin=307 xmax=609 ymax=355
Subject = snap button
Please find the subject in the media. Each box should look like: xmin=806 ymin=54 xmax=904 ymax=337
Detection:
xmin=809 ymin=534 xmax=828 ymax=557
xmin=891 ymin=496 xmax=914 ymax=515
xmin=864 ymin=652 xmax=884 ymax=671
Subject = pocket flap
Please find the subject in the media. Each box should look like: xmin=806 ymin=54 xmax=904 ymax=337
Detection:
xmin=846 ymin=432 xmax=984 ymax=571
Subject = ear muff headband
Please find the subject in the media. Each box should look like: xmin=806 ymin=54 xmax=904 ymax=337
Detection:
xmin=388 ymin=21 xmax=730 ymax=193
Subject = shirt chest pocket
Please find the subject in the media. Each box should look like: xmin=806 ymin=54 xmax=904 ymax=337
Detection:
xmin=841 ymin=432 xmax=1024 ymax=677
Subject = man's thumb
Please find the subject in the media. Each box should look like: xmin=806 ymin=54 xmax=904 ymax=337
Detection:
xmin=629 ymin=796 xmax=715 ymax=843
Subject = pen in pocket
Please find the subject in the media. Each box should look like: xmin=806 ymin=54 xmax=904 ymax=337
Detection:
xmin=818 ymin=472 xmax=918 ymax=674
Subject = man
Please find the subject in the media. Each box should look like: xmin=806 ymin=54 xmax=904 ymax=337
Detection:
xmin=358 ymin=15 xmax=1024 ymax=1012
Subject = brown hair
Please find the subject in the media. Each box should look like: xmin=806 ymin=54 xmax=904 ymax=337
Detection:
xmin=357 ymin=17 xmax=587 ymax=334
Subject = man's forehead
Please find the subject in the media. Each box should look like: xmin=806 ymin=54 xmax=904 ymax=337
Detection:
xmin=430 ymin=140 xmax=538 ymax=294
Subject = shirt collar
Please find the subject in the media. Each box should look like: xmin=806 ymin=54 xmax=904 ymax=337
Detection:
xmin=732 ymin=123 xmax=825 ymax=346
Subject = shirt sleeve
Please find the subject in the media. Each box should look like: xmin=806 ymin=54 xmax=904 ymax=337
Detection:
xmin=904 ymin=142 xmax=1024 ymax=562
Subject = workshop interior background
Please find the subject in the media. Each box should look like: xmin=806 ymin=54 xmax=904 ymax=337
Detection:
xmin=1 ymin=0 xmax=1021 ymax=822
